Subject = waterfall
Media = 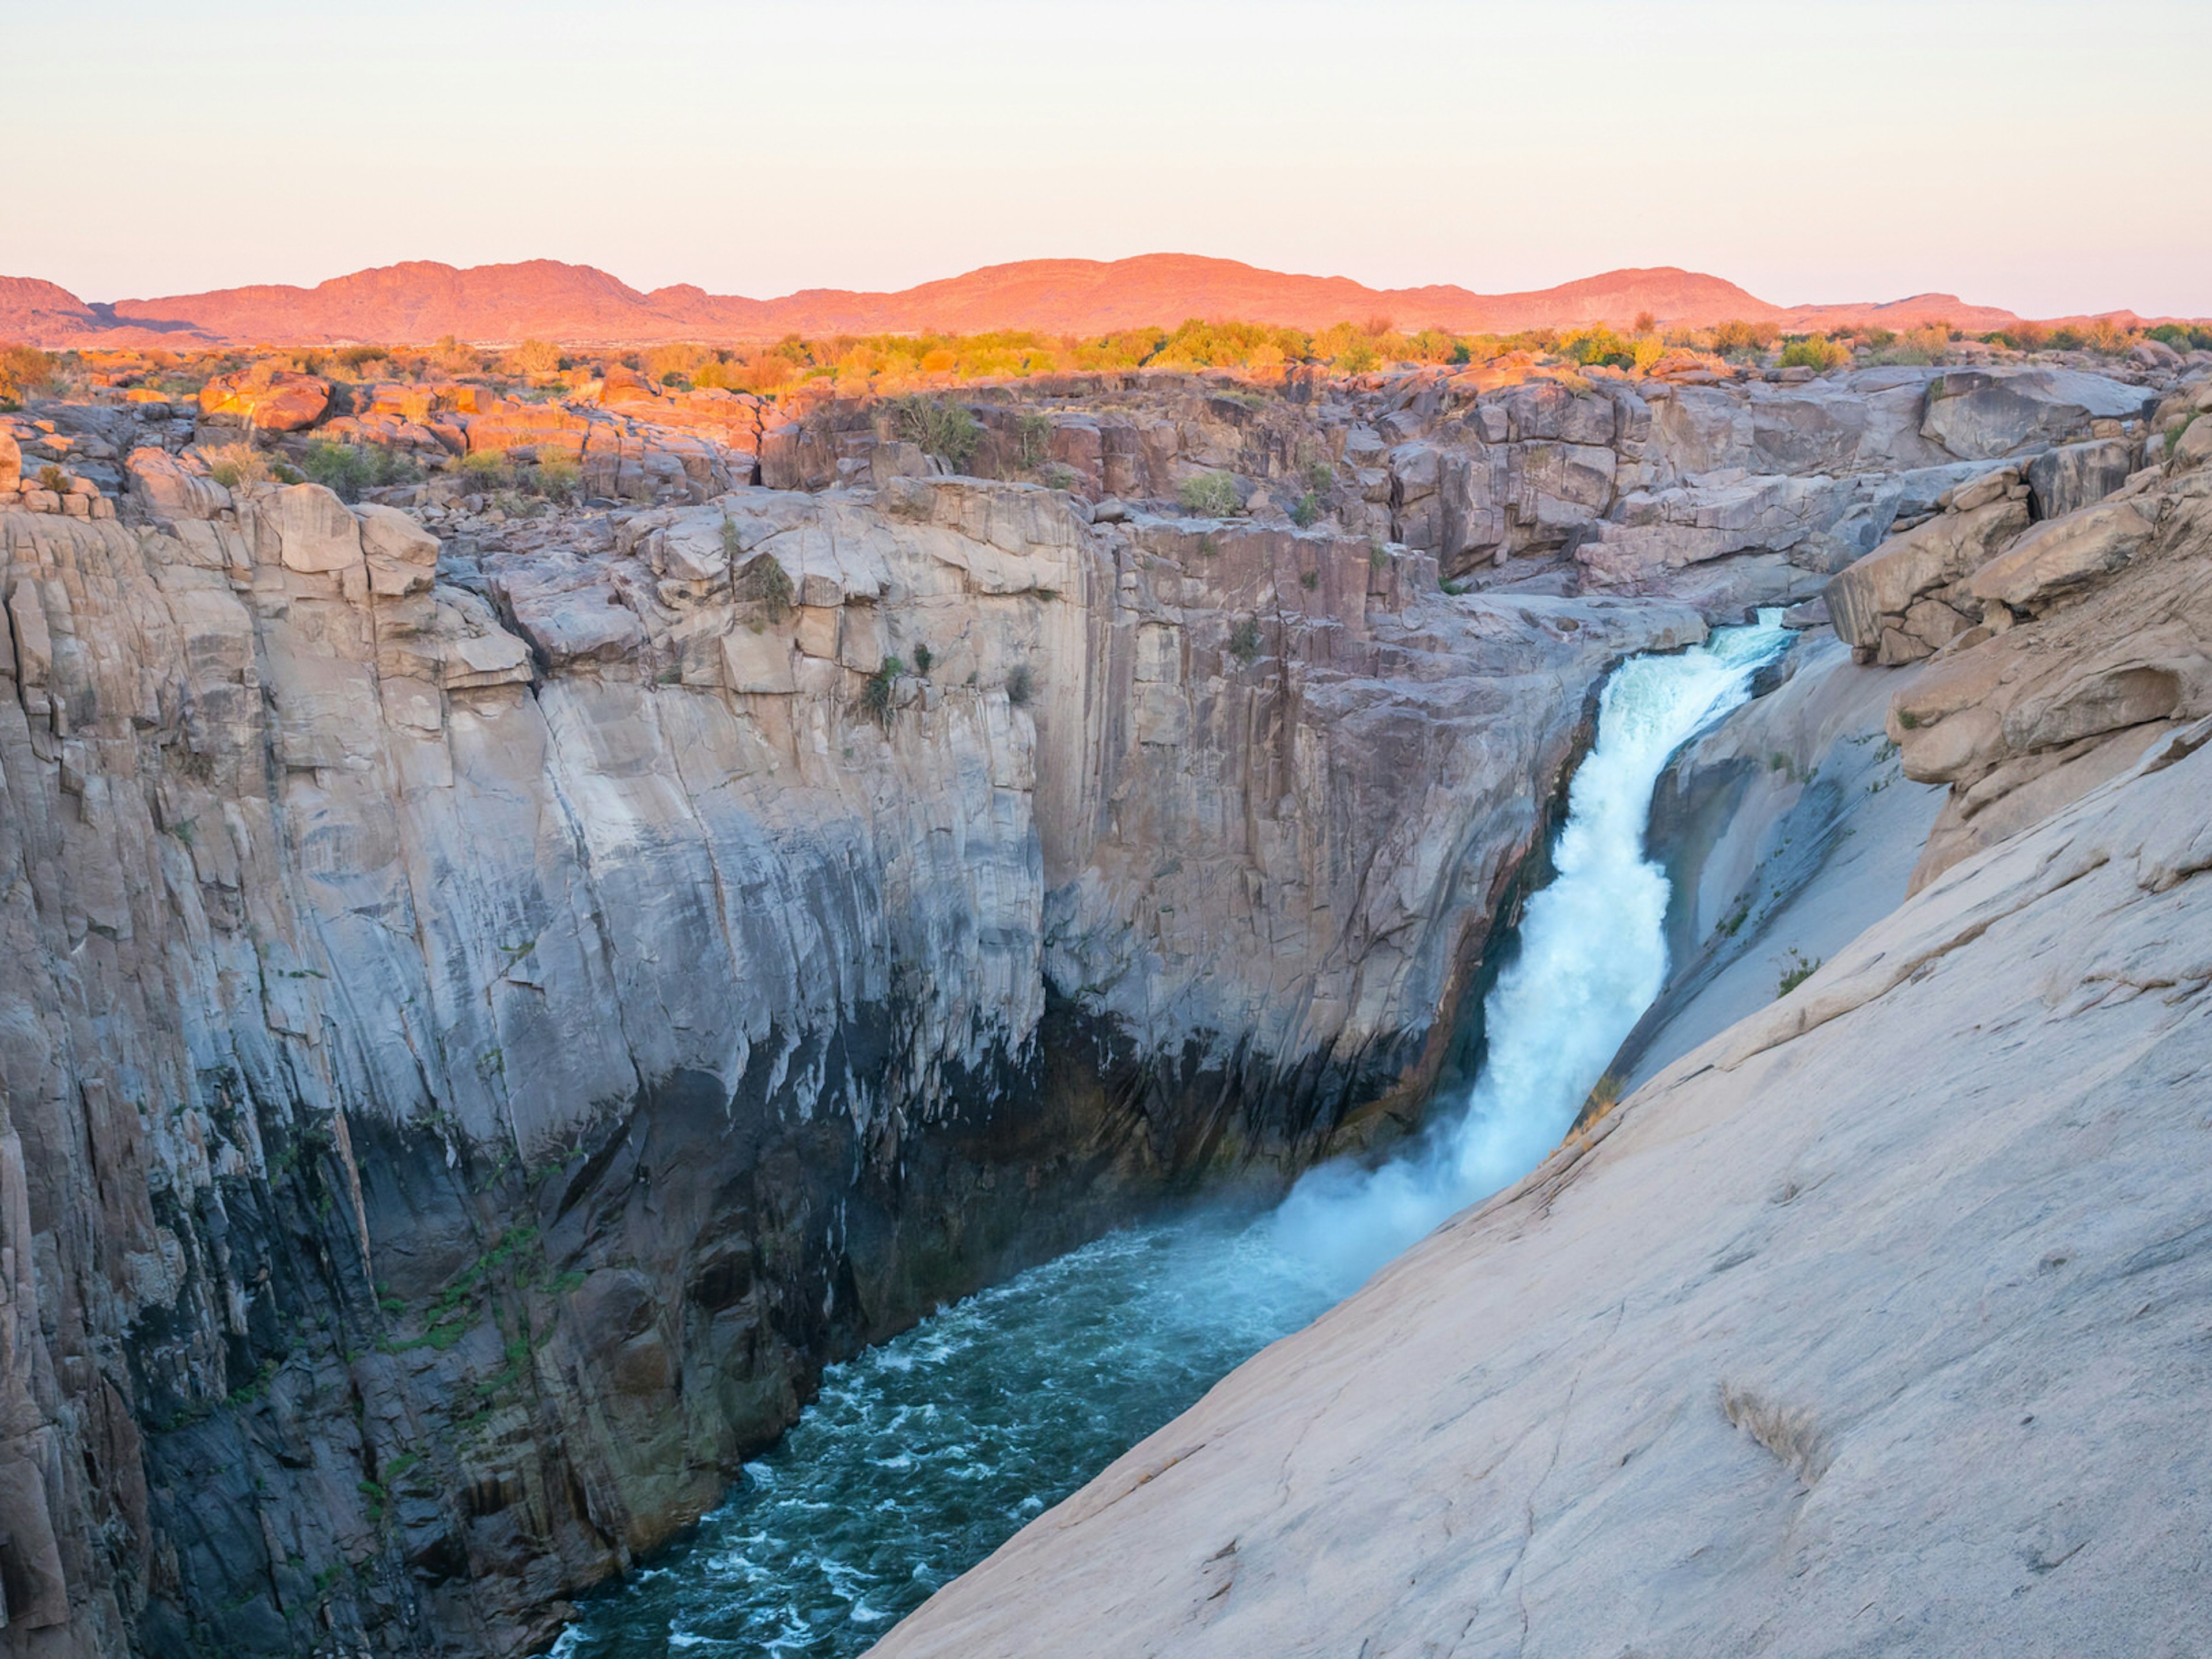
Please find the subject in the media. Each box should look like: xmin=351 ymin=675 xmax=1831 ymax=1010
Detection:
xmin=559 ymin=611 xmax=1796 ymax=1658
xmin=1272 ymin=610 xmax=1794 ymax=1283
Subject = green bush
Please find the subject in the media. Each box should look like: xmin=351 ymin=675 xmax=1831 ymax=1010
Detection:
xmin=301 ymin=440 xmax=423 ymax=502
xmin=1778 ymin=336 xmax=1850 ymax=372
xmin=1777 ymin=948 xmax=1822 ymax=997
xmin=1228 ymin=618 xmax=1262 ymax=662
xmin=1178 ymin=472 xmax=1240 ymax=517
xmin=1289 ymin=491 xmax=1323 ymax=528
xmin=1014 ymin=412 xmax=1052 ymax=469
xmin=1006 ymin=662 xmax=1035 ymax=706
xmin=912 ymin=642 xmax=933 ymax=675
xmin=862 ymin=657 xmax=903 ymax=729
xmin=735 ymin=549 xmax=794 ymax=622
xmin=892 ymin=397 xmax=983 ymax=470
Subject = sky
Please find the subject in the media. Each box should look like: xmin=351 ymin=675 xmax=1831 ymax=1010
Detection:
xmin=8 ymin=0 xmax=2209 ymax=319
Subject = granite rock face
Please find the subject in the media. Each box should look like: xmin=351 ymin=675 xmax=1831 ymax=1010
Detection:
xmin=1 ymin=347 xmax=2200 ymax=1657
xmin=866 ymin=371 xmax=2212 ymax=1659
xmin=0 ymin=463 xmax=1695 ymax=1656
xmin=753 ymin=362 xmax=2164 ymax=623
xmin=867 ymin=560 xmax=2212 ymax=1659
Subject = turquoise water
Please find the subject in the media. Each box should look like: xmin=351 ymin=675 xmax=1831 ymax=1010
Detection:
xmin=551 ymin=1214 xmax=1339 ymax=1658
xmin=554 ymin=612 xmax=1794 ymax=1659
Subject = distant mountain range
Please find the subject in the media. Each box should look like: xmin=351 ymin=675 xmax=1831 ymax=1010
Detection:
xmin=0 ymin=255 xmax=2184 ymax=349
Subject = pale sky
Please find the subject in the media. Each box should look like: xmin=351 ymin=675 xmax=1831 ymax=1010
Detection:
xmin=10 ymin=0 xmax=2208 ymax=318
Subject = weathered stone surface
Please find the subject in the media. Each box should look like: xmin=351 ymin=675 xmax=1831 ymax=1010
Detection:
xmin=354 ymin=501 xmax=440 ymax=595
xmin=0 ymin=426 xmax=20 ymax=494
xmin=0 ymin=468 xmax=1705 ymax=1656
xmin=123 ymin=445 xmax=229 ymax=521
xmin=1825 ymin=495 xmax=2030 ymax=661
xmin=2026 ymin=436 xmax=2136 ymax=520
xmin=1885 ymin=474 xmax=2212 ymax=888
xmin=1918 ymin=366 xmax=2154 ymax=458
xmin=197 ymin=368 xmax=331 ymax=431
xmin=871 ymin=712 xmax=2212 ymax=1659
xmin=1967 ymin=499 xmax=2152 ymax=612
xmin=256 ymin=480 xmax=363 ymax=573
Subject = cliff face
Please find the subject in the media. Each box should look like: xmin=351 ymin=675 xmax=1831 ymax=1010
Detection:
xmin=872 ymin=717 xmax=2212 ymax=1659
xmin=865 ymin=396 xmax=2212 ymax=1659
xmin=0 ymin=348 xmax=2199 ymax=1657
xmin=0 ymin=464 xmax=1692 ymax=1656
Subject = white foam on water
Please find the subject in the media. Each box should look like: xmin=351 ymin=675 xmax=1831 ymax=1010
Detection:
xmin=1271 ymin=611 xmax=1794 ymax=1284
xmin=558 ymin=612 xmax=1794 ymax=1657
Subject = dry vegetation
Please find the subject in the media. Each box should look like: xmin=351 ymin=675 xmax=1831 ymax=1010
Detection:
xmin=5 ymin=310 xmax=2203 ymax=427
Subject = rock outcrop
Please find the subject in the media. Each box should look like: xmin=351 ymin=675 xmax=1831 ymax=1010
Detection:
xmin=868 ymin=555 xmax=2212 ymax=1659
xmin=863 ymin=360 xmax=2212 ymax=1659
xmin=1 ymin=342 xmax=2203 ymax=1657
xmin=1 ymin=450 xmax=1698 ymax=1654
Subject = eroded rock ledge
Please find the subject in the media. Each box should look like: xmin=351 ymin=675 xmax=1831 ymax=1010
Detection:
xmin=865 ymin=380 xmax=2212 ymax=1659
xmin=0 ymin=464 xmax=1686 ymax=1656
xmin=0 ymin=348 xmax=2202 ymax=1657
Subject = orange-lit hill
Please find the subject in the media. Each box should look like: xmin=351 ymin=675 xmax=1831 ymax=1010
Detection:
xmin=0 ymin=255 xmax=2186 ymax=349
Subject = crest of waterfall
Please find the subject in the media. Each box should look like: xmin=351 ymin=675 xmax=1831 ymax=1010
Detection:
xmin=1270 ymin=611 xmax=1795 ymax=1284
xmin=560 ymin=612 xmax=1795 ymax=1657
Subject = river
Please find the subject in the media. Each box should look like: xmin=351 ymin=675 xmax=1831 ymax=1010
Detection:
xmin=554 ymin=610 xmax=1794 ymax=1658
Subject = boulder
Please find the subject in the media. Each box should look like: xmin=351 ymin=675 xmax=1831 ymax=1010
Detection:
xmin=510 ymin=587 xmax=647 ymax=668
xmin=354 ymin=503 xmax=440 ymax=596
xmin=125 ymin=446 xmax=230 ymax=521
xmin=0 ymin=428 xmax=18 ymax=495
xmin=1967 ymin=501 xmax=2152 ymax=613
xmin=1919 ymin=368 xmax=2153 ymax=459
xmin=198 ymin=369 xmax=332 ymax=433
xmin=256 ymin=483 xmax=363 ymax=573
xmin=1823 ymin=497 xmax=2030 ymax=661
xmin=721 ymin=625 xmax=797 ymax=692
xmin=2025 ymin=437 xmax=2137 ymax=520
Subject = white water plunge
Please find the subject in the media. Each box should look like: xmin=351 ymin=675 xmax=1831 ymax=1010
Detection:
xmin=1272 ymin=609 xmax=1794 ymax=1284
xmin=558 ymin=612 xmax=1798 ymax=1658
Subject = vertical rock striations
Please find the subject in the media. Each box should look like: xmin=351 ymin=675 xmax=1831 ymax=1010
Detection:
xmin=0 ymin=467 xmax=1688 ymax=1656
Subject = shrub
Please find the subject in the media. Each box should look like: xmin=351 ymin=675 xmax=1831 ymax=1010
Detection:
xmin=1005 ymin=662 xmax=1035 ymax=706
xmin=1177 ymin=472 xmax=1240 ymax=517
xmin=301 ymin=439 xmax=423 ymax=502
xmin=1228 ymin=618 xmax=1262 ymax=662
xmin=200 ymin=442 xmax=274 ymax=489
xmin=862 ymin=657 xmax=903 ymax=729
xmin=1300 ymin=569 xmax=1320 ymax=590
xmin=39 ymin=464 xmax=66 ymax=494
xmin=1560 ymin=325 xmax=1636 ymax=369
xmin=1777 ymin=336 xmax=1850 ymax=372
xmin=1776 ymin=948 xmax=1822 ymax=997
xmin=536 ymin=454 xmax=581 ymax=501
xmin=1305 ymin=459 xmax=1334 ymax=493
xmin=1369 ymin=538 xmax=1390 ymax=571
xmin=1014 ymin=412 xmax=1052 ymax=469
xmin=735 ymin=549 xmax=794 ymax=622
xmin=1711 ymin=319 xmax=1779 ymax=355
xmin=912 ymin=642 xmax=933 ymax=676
xmin=1041 ymin=462 xmax=1078 ymax=491
xmin=0 ymin=343 xmax=56 ymax=404
xmin=891 ymin=396 xmax=982 ymax=470
xmin=1289 ymin=491 xmax=1323 ymax=528
xmin=456 ymin=449 xmax=514 ymax=491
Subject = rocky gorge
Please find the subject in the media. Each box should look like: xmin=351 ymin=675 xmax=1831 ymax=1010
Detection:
xmin=0 ymin=337 xmax=2206 ymax=1657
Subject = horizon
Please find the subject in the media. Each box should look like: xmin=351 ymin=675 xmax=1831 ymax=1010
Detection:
xmin=20 ymin=251 xmax=2171 ymax=323
xmin=6 ymin=1 xmax=2209 ymax=318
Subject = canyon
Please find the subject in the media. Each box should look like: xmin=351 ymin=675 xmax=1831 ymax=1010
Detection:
xmin=0 ymin=319 xmax=2207 ymax=1658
